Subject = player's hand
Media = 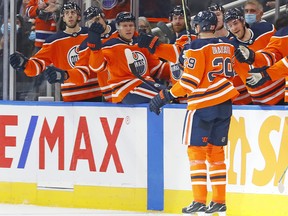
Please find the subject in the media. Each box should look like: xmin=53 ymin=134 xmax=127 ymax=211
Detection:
xmin=149 ymin=89 xmax=174 ymax=115
xmin=44 ymin=65 xmax=68 ymax=84
xmin=235 ymin=45 xmax=255 ymax=64
xmin=9 ymin=52 xmax=28 ymax=72
xmin=246 ymin=66 xmax=271 ymax=88
xmin=87 ymin=22 xmax=104 ymax=51
xmin=37 ymin=9 xmax=52 ymax=21
xmin=137 ymin=33 xmax=160 ymax=54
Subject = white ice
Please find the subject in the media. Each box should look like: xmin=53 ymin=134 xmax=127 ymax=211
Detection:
xmin=0 ymin=204 xmax=180 ymax=216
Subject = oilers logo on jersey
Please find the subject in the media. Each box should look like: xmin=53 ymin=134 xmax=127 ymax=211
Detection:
xmin=170 ymin=62 xmax=183 ymax=80
xmin=67 ymin=45 xmax=80 ymax=68
xmin=131 ymin=51 xmax=147 ymax=76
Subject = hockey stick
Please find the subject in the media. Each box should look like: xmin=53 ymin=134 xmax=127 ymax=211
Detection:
xmin=181 ymin=0 xmax=191 ymax=43
xmin=124 ymin=48 xmax=161 ymax=92
xmin=278 ymin=166 xmax=288 ymax=193
xmin=156 ymin=21 xmax=174 ymax=42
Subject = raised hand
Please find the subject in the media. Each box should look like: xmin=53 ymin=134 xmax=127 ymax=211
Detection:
xmin=137 ymin=33 xmax=160 ymax=54
xmin=87 ymin=22 xmax=105 ymax=51
xmin=234 ymin=45 xmax=255 ymax=64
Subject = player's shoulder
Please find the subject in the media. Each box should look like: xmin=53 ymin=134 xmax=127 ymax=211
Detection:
xmin=45 ymin=31 xmax=66 ymax=43
xmin=79 ymin=27 xmax=89 ymax=34
xmin=45 ymin=27 xmax=88 ymax=43
xmin=187 ymin=37 xmax=232 ymax=50
xmin=250 ymin=21 xmax=275 ymax=35
xmin=79 ymin=38 xmax=88 ymax=51
xmin=274 ymin=26 xmax=288 ymax=37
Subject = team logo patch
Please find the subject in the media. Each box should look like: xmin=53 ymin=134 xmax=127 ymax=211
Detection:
xmin=170 ymin=62 xmax=183 ymax=80
xmin=102 ymin=0 xmax=118 ymax=10
xmin=67 ymin=45 xmax=80 ymax=68
xmin=131 ymin=51 xmax=147 ymax=76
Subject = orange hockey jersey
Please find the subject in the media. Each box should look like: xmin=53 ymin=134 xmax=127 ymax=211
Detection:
xmin=24 ymin=28 xmax=102 ymax=102
xmin=170 ymin=37 xmax=239 ymax=110
xmin=232 ymin=22 xmax=284 ymax=105
xmin=65 ymin=23 xmax=117 ymax=102
xmin=89 ymin=34 xmax=169 ymax=103
xmin=253 ymin=26 xmax=288 ymax=102
xmin=153 ymin=33 xmax=197 ymax=103
xmin=26 ymin=0 xmax=57 ymax=48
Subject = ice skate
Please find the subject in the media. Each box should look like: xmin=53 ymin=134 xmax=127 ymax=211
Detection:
xmin=182 ymin=201 xmax=207 ymax=216
xmin=205 ymin=201 xmax=226 ymax=216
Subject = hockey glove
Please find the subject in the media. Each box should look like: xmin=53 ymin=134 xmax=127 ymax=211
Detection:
xmin=137 ymin=33 xmax=160 ymax=54
xmin=44 ymin=66 xmax=69 ymax=84
xmin=37 ymin=9 xmax=52 ymax=21
xmin=9 ymin=52 xmax=28 ymax=73
xmin=87 ymin=22 xmax=104 ymax=51
xmin=149 ymin=89 xmax=174 ymax=115
xmin=246 ymin=66 xmax=271 ymax=88
xmin=234 ymin=45 xmax=255 ymax=65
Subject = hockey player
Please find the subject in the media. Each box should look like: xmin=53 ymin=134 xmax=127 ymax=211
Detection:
xmin=87 ymin=12 xmax=169 ymax=104
xmin=208 ymin=3 xmax=232 ymax=38
xmin=224 ymin=8 xmax=284 ymax=105
xmin=138 ymin=5 xmax=197 ymax=103
xmin=25 ymin=0 xmax=59 ymax=52
xmin=234 ymin=25 xmax=288 ymax=102
xmin=43 ymin=6 xmax=117 ymax=102
xmin=9 ymin=2 xmax=102 ymax=102
xmin=149 ymin=10 xmax=238 ymax=215
xmin=169 ymin=5 xmax=192 ymax=44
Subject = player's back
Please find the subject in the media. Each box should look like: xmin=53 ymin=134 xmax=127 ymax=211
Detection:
xmin=182 ymin=37 xmax=239 ymax=110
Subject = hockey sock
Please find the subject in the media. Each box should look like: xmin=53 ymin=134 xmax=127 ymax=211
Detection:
xmin=209 ymin=162 xmax=226 ymax=204
xmin=187 ymin=146 xmax=207 ymax=204
xmin=191 ymin=163 xmax=207 ymax=204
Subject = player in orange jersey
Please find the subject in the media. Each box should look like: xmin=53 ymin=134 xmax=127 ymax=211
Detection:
xmin=224 ymin=8 xmax=284 ymax=105
xmin=234 ymin=26 xmax=288 ymax=103
xmin=43 ymin=6 xmax=117 ymax=102
xmin=9 ymin=2 xmax=102 ymax=102
xmin=137 ymin=5 xmax=197 ymax=104
xmin=208 ymin=3 xmax=233 ymax=38
xmin=88 ymin=12 xmax=169 ymax=104
xmin=25 ymin=0 xmax=59 ymax=52
xmin=149 ymin=10 xmax=239 ymax=215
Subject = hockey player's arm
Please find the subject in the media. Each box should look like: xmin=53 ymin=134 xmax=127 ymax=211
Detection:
xmin=88 ymin=49 xmax=106 ymax=73
xmin=154 ymin=43 xmax=181 ymax=63
xmin=26 ymin=0 xmax=46 ymax=18
xmin=65 ymin=48 xmax=91 ymax=85
xmin=24 ymin=43 xmax=53 ymax=76
xmin=171 ymin=49 xmax=203 ymax=96
xmin=253 ymin=35 xmax=287 ymax=67
xmin=263 ymin=56 xmax=288 ymax=81
xmin=87 ymin=22 xmax=104 ymax=51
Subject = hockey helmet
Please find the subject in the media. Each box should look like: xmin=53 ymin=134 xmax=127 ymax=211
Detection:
xmin=192 ymin=10 xmax=217 ymax=32
xmin=169 ymin=5 xmax=191 ymax=21
xmin=115 ymin=12 xmax=136 ymax=25
xmin=84 ymin=6 xmax=105 ymax=21
xmin=60 ymin=2 xmax=81 ymax=15
xmin=208 ymin=3 xmax=225 ymax=13
xmin=224 ymin=8 xmax=244 ymax=23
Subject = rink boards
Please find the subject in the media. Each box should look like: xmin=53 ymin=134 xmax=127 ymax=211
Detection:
xmin=0 ymin=101 xmax=287 ymax=215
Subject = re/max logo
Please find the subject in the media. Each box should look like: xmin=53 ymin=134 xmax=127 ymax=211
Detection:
xmin=0 ymin=115 xmax=125 ymax=173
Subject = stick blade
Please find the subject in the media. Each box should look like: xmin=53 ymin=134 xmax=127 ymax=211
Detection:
xmin=156 ymin=21 xmax=174 ymax=41
xmin=278 ymin=182 xmax=285 ymax=193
